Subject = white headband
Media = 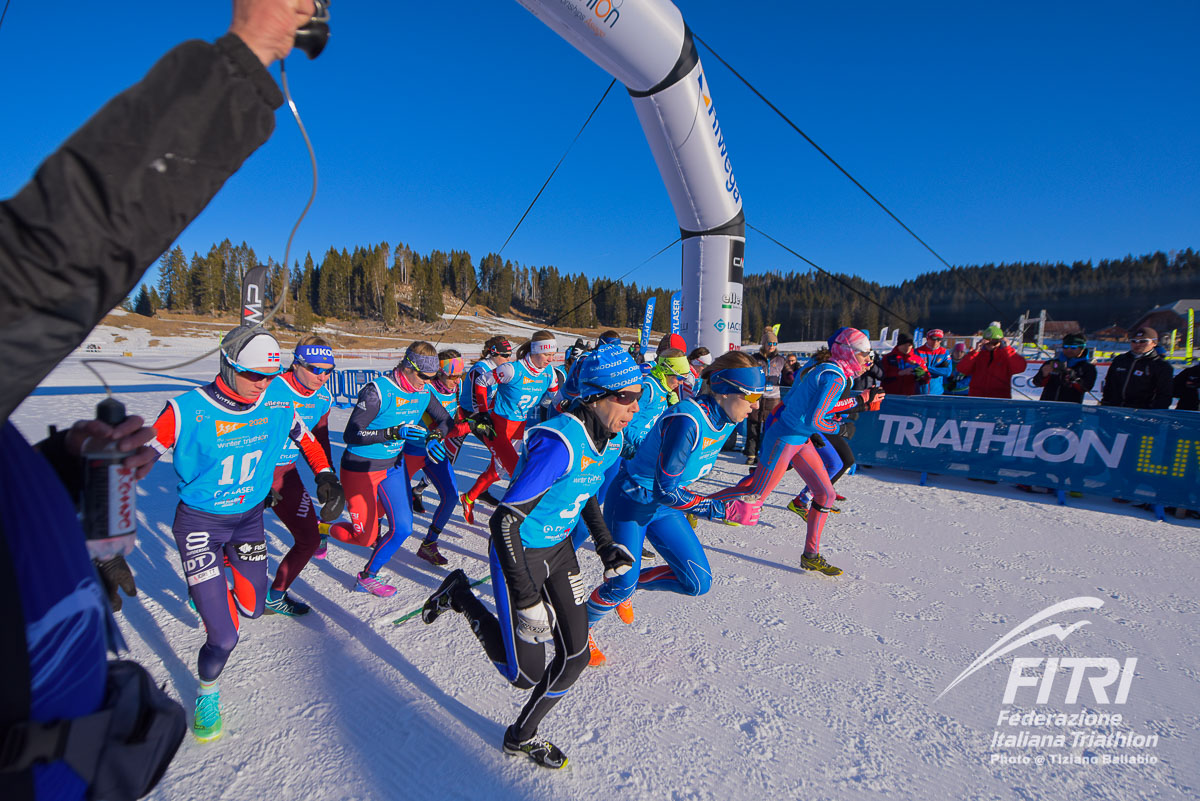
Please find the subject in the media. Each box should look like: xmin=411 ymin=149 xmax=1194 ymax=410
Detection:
xmin=531 ymin=339 xmax=557 ymax=355
xmin=693 ymin=353 xmax=714 ymax=366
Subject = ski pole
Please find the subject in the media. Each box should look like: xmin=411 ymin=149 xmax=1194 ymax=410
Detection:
xmin=392 ymin=575 xmax=491 ymax=625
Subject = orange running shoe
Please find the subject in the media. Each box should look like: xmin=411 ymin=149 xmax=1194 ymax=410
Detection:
xmin=587 ymin=631 xmax=606 ymax=667
xmin=460 ymin=493 xmax=475 ymax=525
xmin=616 ymin=598 xmax=634 ymax=624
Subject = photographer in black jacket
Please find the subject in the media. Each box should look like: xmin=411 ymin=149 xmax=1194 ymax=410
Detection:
xmin=1031 ymin=333 xmax=1098 ymax=403
xmin=0 ymin=3 xmax=319 ymax=799
xmin=1100 ymin=327 xmax=1174 ymax=410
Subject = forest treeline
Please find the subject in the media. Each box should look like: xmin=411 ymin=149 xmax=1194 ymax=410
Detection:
xmin=130 ymin=241 xmax=1200 ymax=340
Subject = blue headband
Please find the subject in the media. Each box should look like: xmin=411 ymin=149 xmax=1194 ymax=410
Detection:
xmin=404 ymin=349 xmax=440 ymax=375
xmin=294 ymin=343 xmax=335 ymax=368
xmin=707 ymin=366 xmax=766 ymax=396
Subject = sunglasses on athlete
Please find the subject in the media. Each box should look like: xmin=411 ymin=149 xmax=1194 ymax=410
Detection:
xmin=296 ymin=360 xmax=335 ymax=376
xmin=1129 ymin=338 xmax=1154 ymax=345
xmin=603 ymin=388 xmax=644 ymax=406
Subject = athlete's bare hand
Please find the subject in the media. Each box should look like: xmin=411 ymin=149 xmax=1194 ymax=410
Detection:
xmin=67 ymin=416 xmax=160 ymax=479
xmin=230 ymin=0 xmax=316 ymax=67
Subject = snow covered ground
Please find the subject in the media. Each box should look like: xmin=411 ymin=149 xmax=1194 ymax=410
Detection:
xmin=10 ymin=348 xmax=1200 ymax=801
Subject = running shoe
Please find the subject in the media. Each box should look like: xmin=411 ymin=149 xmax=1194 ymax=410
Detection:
xmin=460 ymin=493 xmax=476 ymax=524
xmin=193 ymin=691 xmax=223 ymax=742
xmin=422 ymin=569 xmax=469 ymax=624
xmin=355 ymin=571 xmax=396 ymax=597
xmin=416 ymin=540 xmax=449 ymax=567
xmin=502 ymin=727 xmax=568 ymax=770
xmin=314 ymin=522 xmax=330 ymax=560
xmin=587 ymin=631 xmax=606 ymax=667
xmin=264 ymin=590 xmax=311 ymax=616
xmin=787 ymin=500 xmax=808 ymax=520
xmin=616 ymin=598 xmax=634 ymax=625
xmin=800 ymin=552 xmax=843 ymax=576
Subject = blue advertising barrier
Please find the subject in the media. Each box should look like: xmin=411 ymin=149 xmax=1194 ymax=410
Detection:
xmin=853 ymin=396 xmax=1200 ymax=510
xmin=332 ymin=369 xmax=382 ymax=408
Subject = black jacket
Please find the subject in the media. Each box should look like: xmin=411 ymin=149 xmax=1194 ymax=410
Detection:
xmin=1173 ymin=364 xmax=1200 ymax=411
xmin=1031 ymin=355 xmax=1098 ymax=404
xmin=0 ymin=34 xmax=283 ymax=423
xmin=1100 ymin=351 xmax=1174 ymax=410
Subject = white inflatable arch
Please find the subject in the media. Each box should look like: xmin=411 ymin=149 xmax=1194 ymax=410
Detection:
xmin=516 ymin=0 xmax=745 ymax=352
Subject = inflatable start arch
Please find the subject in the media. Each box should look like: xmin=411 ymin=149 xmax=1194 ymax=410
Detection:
xmin=516 ymin=0 xmax=746 ymax=352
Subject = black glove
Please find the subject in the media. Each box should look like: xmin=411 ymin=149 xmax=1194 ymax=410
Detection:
xmin=596 ymin=542 xmax=635 ymax=581
xmin=838 ymin=418 xmax=856 ymax=439
xmin=315 ymin=472 xmax=345 ymax=522
xmin=469 ymin=413 xmax=496 ymax=441
xmin=381 ymin=425 xmax=406 ymax=441
xmin=94 ymin=554 xmax=137 ymax=612
xmin=264 ymin=487 xmax=284 ymax=509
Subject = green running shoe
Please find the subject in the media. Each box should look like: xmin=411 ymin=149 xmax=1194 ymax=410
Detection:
xmin=193 ymin=691 xmax=223 ymax=742
xmin=800 ymin=552 xmax=843 ymax=576
xmin=787 ymin=500 xmax=808 ymax=520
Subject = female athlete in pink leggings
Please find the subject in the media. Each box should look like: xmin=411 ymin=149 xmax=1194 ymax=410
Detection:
xmin=711 ymin=328 xmax=884 ymax=576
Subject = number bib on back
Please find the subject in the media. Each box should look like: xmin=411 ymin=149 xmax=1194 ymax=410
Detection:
xmin=169 ymin=380 xmax=297 ymax=513
xmin=347 ymin=376 xmax=430 ymax=462
xmin=515 ymin=414 xmax=622 ymax=549
xmin=624 ymin=398 xmax=732 ymax=492
xmin=491 ymin=360 xmax=553 ymax=422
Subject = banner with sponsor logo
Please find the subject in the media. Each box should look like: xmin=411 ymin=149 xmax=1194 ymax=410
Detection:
xmin=854 ymin=396 xmax=1200 ymax=508
xmin=670 ymin=291 xmax=682 ymax=334
xmin=640 ymin=296 xmax=657 ymax=354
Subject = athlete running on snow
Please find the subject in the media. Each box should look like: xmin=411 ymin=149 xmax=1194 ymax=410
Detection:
xmin=461 ymin=331 xmax=560 ymax=524
xmin=710 ymin=327 xmax=885 ymax=576
xmin=326 ymin=342 xmax=452 ymax=597
xmin=404 ymin=350 xmax=475 ymax=566
xmin=148 ymin=327 xmax=345 ymax=742
xmin=583 ymin=350 xmax=763 ymax=665
xmin=420 ymin=344 xmax=642 ymax=769
xmin=262 ymin=335 xmax=336 ymax=616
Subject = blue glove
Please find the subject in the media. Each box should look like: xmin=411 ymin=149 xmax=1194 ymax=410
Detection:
xmin=426 ymin=435 xmax=448 ymax=464
xmin=402 ymin=425 xmax=427 ymax=446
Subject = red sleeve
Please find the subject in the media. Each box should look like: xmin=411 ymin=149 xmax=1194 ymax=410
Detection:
xmin=956 ymin=351 xmax=979 ymax=376
xmin=313 ymin=411 xmax=332 ymax=464
xmin=150 ymin=403 xmax=177 ymax=452
xmin=290 ymin=413 xmax=332 ymax=474
xmin=473 ymin=379 xmax=491 ymax=414
xmin=448 ymin=415 xmax=472 ymax=439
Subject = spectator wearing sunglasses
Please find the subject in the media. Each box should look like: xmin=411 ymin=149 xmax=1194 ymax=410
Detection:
xmin=329 ymin=341 xmax=453 ymax=597
xmin=1100 ymin=327 xmax=1174 ymax=409
xmin=147 ymin=325 xmax=344 ymax=741
xmin=956 ymin=325 xmax=1028 ymax=399
xmin=461 ymin=331 xmax=560 ymax=523
xmin=585 ymin=350 xmax=763 ymax=665
xmin=261 ymin=335 xmax=338 ymax=615
xmin=419 ymin=344 xmax=643 ymax=769
xmin=1031 ymin=333 xmax=1097 ymax=404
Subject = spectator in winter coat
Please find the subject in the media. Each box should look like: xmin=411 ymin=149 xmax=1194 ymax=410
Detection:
xmin=956 ymin=325 xmax=1027 ymax=399
xmin=781 ymin=353 xmax=800 ymax=387
xmin=880 ymin=333 xmax=928 ymax=396
xmin=946 ymin=343 xmax=971 ymax=395
xmin=852 ymin=351 xmax=884 ymax=391
xmin=1031 ymin=333 xmax=1097 ymax=403
xmin=1172 ymin=362 xmax=1200 ymax=411
xmin=1100 ymin=327 xmax=1174 ymax=410
xmin=914 ymin=329 xmax=953 ymax=395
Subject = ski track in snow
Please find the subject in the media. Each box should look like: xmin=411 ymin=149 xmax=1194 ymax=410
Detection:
xmin=9 ymin=359 xmax=1200 ymax=801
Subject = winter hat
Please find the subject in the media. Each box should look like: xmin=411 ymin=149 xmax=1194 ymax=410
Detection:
xmin=926 ymin=329 xmax=945 ymax=340
xmin=1131 ymin=327 xmax=1158 ymax=341
xmin=219 ymin=326 xmax=282 ymax=387
xmin=829 ymin=327 xmax=872 ymax=379
xmin=761 ymin=327 xmax=779 ymax=345
xmin=576 ymin=344 xmax=643 ymax=401
xmin=982 ymin=325 xmax=1005 ymax=340
xmin=896 ymin=332 xmax=914 ymax=346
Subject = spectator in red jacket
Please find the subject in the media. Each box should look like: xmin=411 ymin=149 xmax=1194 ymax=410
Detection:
xmin=956 ymin=325 xmax=1028 ymax=399
xmin=881 ymin=333 xmax=928 ymax=395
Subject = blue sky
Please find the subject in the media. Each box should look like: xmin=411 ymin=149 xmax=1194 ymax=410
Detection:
xmin=2 ymin=2 xmax=1197 ymax=295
